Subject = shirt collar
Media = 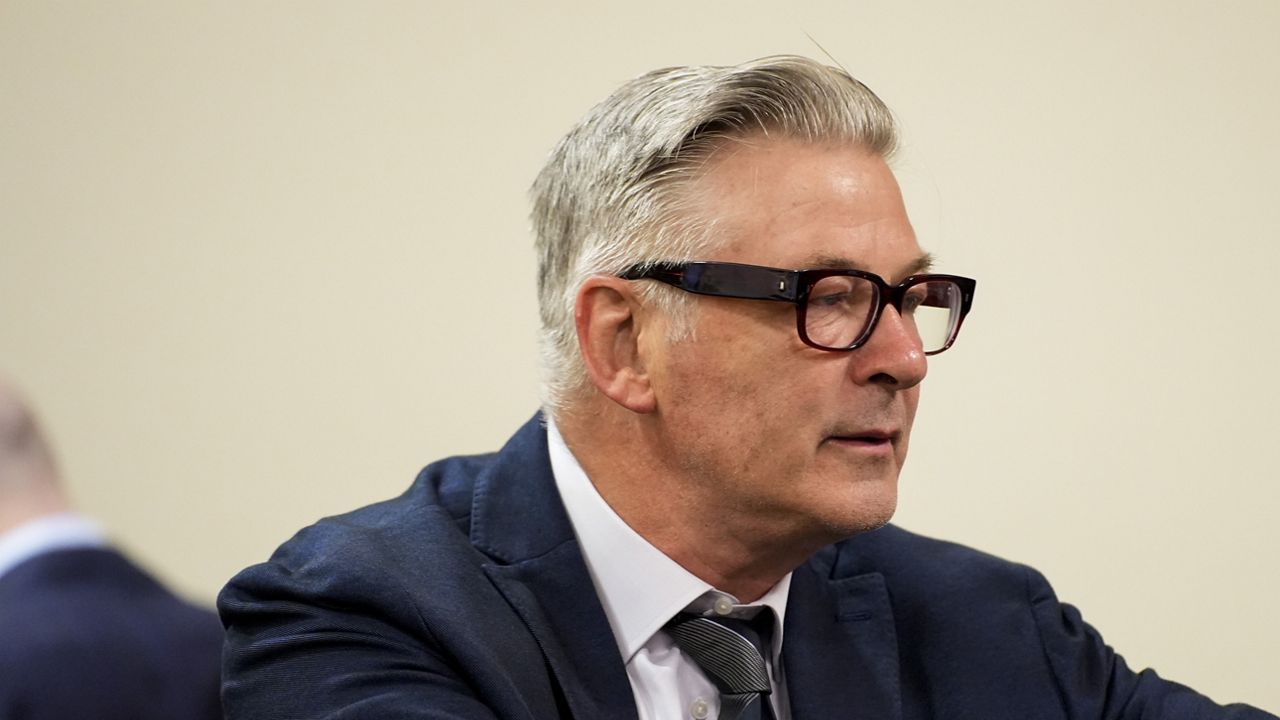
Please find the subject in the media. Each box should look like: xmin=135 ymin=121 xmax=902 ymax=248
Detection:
xmin=547 ymin=419 xmax=791 ymax=663
xmin=0 ymin=512 xmax=107 ymax=581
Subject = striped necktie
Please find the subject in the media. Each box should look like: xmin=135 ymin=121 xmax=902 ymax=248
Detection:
xmin=664 ymin=612 xmax=777 ymax=720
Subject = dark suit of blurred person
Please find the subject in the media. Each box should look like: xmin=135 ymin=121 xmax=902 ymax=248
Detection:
xmin=0 ymin=379 xmax=222 ymax=720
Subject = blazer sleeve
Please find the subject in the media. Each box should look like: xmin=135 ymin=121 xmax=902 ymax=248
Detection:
xmin=1025 ymin=566 xmax=1276 ymax=720
xmin=219 ymin=542 xmax=503 ymax=720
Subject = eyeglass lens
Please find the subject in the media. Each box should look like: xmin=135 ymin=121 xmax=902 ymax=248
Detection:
xmin=804 ymin=276 xmax=963 ymax=352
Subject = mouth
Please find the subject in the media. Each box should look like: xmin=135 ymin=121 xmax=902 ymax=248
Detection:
xmin=825 ymin=429 xmax=899 ymax=453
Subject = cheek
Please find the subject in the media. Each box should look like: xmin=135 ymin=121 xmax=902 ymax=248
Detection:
xmin=903 ymin=386 xmax=921 ymax=423
xmin=674 ymin=364 xmax=784 ymax=443
xmin=897 ymin=387 xmax=922 ymax=461
xmin=655 ymin=306 xmax=834 ymax=467
xmin=659 ymin=349 xmax=802 ymax=470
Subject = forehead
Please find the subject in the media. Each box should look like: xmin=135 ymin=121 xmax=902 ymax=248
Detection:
xmin=688 ymin=136 xmax=923 ymax=278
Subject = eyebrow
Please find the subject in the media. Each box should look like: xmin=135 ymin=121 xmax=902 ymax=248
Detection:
xmin=805 ymin=252 xmax=935 ymax=277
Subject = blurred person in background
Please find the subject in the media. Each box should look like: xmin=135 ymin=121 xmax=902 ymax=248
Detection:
xmin=0 ymin=377 xmax=222 ymax=720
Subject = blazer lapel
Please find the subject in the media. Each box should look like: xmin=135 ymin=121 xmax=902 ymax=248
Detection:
xmin=472 ymin=416 xmax=639 ymax=720
xmin=783 ymin=556 xmax=903 ymax=720
xmin=484 ymin=548 xmax=640 ymax=720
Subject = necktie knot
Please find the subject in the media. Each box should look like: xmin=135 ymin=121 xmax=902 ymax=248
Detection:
xmin=664 ymin=611 xmax=776 ymax=720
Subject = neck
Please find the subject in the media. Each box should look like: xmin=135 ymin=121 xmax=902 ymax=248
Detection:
xmin=556 ymin=401 xmax=825 ymax=602
xmin=0 ymin=483 xmax=70 ymax=536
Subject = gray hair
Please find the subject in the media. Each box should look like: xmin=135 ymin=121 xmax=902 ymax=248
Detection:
xmin=530 ymin=55 xmax=898 ymax=416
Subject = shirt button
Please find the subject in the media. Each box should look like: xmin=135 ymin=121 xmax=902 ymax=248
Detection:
xmin=690 ymin=697 xmax=710 ymax=719
xmin=713 ymin=596 xmax=734 ymax=616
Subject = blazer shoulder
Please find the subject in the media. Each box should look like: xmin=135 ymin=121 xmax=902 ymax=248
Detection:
xmin=293 ymin=450 xmax=491 ymax=548
xmin=839 ymin=523 xmax=1030 ymax=575
xmin=220 ymin=448 xmax=502 ymax=620
xmin=831 ymin=524 xmax=1039 ymax=607
xmin=251 ymin=413 xmax=549 ymax=584
xmin=0 ymin=547 xmax=221 ymax=627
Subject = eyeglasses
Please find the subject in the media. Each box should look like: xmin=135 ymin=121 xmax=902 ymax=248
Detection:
xmin=619 ymin=261 xmax=976 ymax=354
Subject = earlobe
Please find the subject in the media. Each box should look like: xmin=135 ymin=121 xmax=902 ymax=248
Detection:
xmin=575 ymin=278 xmax=657 ymax=414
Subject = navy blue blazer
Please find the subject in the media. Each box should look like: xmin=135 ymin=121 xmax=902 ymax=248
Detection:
xmin=221 ymin=415 xmax=1274 ymax=719
xmin=0 ymin=546 xmax=223 ymax=720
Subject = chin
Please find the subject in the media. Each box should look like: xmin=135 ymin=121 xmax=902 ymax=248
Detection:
xmin=811 ymin=491 xmax=898 ymax=542
xmin=787 ymin=462 xmax=900 ymax=541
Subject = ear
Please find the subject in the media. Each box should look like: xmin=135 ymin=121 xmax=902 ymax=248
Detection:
xmin=574 ymin=276 xmax=657 ymax=414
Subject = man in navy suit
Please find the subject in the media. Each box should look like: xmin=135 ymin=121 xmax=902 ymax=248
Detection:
xmin=0 ymin=379 xmax=223 ymax=720
xmin=221 ymin=56 xmax=1275 ymax=718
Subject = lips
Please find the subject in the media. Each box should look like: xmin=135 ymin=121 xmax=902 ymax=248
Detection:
xmin=824 ymin=427 xmax=897 ymax=447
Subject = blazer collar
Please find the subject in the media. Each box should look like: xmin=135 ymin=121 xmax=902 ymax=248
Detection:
xmin=471 ymin=414 xmax=640 ymax=720
xmin=466 ymin=415 xmax=903 ymax=720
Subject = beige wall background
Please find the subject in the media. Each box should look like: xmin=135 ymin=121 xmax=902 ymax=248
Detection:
xmin=2 ymin=0 xmax=1276 ymax=710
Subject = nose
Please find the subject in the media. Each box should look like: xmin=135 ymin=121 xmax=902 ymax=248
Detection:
xmin=850 ymin=306 xmax=928 ymax=389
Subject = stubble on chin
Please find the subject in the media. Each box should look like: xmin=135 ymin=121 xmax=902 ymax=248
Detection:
xmin=806 ymin=450 xmax=902 ymax=540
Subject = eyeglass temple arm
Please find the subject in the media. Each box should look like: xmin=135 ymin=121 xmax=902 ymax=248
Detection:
xmin=628 ymin=262 xmax=799 ymax=302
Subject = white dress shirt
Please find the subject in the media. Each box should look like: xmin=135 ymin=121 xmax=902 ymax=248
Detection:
xmin=548 ymin=420 xmax=792 ymax=720
xmin=0 ymin=512 xmax=107 ymax=581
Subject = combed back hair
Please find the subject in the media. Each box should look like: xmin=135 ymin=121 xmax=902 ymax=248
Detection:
xmin=530 ymin=55 xmax=899 ymax=416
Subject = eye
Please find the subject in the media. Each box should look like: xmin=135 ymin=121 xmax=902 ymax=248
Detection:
xmin=811 ymin=290 xmax=854 ymax=308
xmin=806 ymin=275 xmax=874 ymax=312
xmin=901 ymin=285 xmax=928 ymax=314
